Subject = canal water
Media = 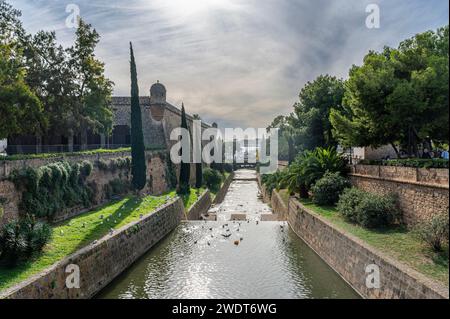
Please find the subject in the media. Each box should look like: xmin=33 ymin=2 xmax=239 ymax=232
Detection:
xmin=97 ymin=170 xmax=360 ymax=299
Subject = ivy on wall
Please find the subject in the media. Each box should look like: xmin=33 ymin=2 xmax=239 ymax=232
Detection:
xmin=9 ymin=161 xmax=95 ymax=219
xmin=97 ymin=157 xmax=132 ymax=173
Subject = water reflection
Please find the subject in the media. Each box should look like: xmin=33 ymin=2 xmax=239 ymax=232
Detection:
xmin=98 ymin=222 xmax=360 ymax=299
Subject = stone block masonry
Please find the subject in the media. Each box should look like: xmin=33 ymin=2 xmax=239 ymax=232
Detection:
xmin=0 ymin=150 xmax=171 ymax=227
xmin=1 ymin=197 xmax=184 ymax=299
xmin=212 ymin=172 xmax=234 ymax=205
xmin=184 ymin=190 xmax=212 ymax=220
xmin=286 ymin=198 xmax=448 ymax=299
xmin=349 ymin=165 xmax=449 ymax=226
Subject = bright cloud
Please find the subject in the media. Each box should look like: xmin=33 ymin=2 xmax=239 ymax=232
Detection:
xmin=11 ymin=0 xmax=450 ymax=128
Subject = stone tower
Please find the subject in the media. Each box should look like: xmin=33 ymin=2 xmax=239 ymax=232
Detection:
xmin=150 ymin=81 xmax=166 ymax=121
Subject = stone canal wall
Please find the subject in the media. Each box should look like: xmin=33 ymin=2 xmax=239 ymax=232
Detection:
xmin=185 ymin=190 xmax=212 ymax=220
xmin=0 ymin=150 xmax=171 ymax=227
xmin=349 ymin=165 xmax=449 ymax=227
xmin=270 ymin=190 xmax=288 ymax=220
xmin=286 ymin=198 xmax=449 ymax=299
xmin=212 ymin=172 xmax=235 ymax=205
xmin=1 ymin=198 xmax=184 ymax=299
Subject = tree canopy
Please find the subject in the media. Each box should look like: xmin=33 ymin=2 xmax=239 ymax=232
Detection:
xmin=0 ymin=1 xmax=113 ymax=145
xmin=330 ymin=26 xmax=449 ymax=155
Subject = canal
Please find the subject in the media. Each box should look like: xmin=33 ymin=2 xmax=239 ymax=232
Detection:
xmin=97 ymin=170 xmax=360 ymax=299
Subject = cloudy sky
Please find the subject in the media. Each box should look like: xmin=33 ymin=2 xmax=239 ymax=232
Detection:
xmin=11 ymin=0 xmax=449 ymax=128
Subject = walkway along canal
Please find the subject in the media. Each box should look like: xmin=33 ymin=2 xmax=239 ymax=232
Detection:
xmin=97 ymin=170 xmax=360 ymax=299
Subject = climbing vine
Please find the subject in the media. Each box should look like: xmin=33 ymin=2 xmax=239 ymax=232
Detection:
xmin=9 ymin=161 xmax=95 ymax=219
xmin=97 ymin=157 xmax=131 ymax=173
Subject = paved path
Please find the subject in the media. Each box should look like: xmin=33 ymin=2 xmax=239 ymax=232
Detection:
xmin=209 ymin=169 xmax=273 ymax=221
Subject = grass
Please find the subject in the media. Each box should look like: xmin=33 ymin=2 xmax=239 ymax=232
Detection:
xmin=299 ymin=198 xmax=449 ymax=286
xmin=0 ymin=191 xmax=177 ymax=292
xmin=1 ymin=148 xmax=132 ymax=161
xmin=181 ymin=188 xmax=206 ymax=212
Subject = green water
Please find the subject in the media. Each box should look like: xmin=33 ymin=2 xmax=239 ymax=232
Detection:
xmin=98 ymin=221 xmax=360 ymax=299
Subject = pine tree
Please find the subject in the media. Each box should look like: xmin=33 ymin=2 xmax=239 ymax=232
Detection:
xmin=130 ymin=42 xmax=146 ymax=191
xmin=178 ymin=104 xmax=191 ymax=194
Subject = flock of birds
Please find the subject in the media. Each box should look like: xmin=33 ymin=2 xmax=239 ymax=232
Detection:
xmin=185 ymin=219 xmax=287 ymax=248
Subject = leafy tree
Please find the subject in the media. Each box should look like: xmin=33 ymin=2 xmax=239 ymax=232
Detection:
xmin=21 ymin=31 xmax=74 ymax=142
xmin=291 ymin=75 xmax=345 ymax=150
xmin=129 ymin=43 xmax=146 ymax=191
xmin=331 ymin=26 xmax=449 ymax=156
xmin=0 ymin=1 xmax=45 ymax=140
xmin=178 ymin=104 xmax=191 ymax=194
xmin=66 ymin=19 xmax=114 ymax=149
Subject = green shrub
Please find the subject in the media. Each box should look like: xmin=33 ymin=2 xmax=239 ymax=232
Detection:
xmin=311 ymin=172 xmax=350 ymax=206
xmin=262 ymin=170 xmax=285 ymax=198
xmin=20 ymin=215 xmax=52 ymax=254
xmin=2 ymin=148 xmax=131 ymax=161
xmin=336 ymin=187 xmax=366 ymax=223
xmin=359 ymin=158 xmax=449 ymax=169
xmin=416 ymin=211 xmax=449 ymax=252
xmin=277 ymin=147 xmax=347 ymax=199
xmin=223 ymin=163 xmax=234 ymax=173
xmin=104 ymin=179 xmax=131 ymax=199
xmin=356 ymin=193 xmax=399 ymax=229
xmin=99 ymin=157 xmax=132 ymax=172
xmin=337 ymin=188 xmax=400 ymax=228
xmin=10 ymin=161 xmax=95 ymax=219
xmin=203 ymin=168 xmax=222 ymax=192
xmin=0 ymin=222 xmax=26 ymax=266
xmin=0 ymin=217 xmax=52 ymax=266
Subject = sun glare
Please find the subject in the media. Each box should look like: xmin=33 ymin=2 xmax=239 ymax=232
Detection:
xmin=156 ymin=0 xmax=235 ymax=17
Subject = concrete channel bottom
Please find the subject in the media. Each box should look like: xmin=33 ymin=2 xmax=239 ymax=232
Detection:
xmin=208 ymin=170 xmax=274 ymax=222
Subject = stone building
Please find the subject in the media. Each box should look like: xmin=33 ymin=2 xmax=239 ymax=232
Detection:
xmin=6 ymin=82 xmax=211 ymax=154
xmin=111 ymin=81 xmax=211 ymax=151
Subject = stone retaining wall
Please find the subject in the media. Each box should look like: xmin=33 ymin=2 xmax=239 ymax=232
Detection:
xmin=286 ymin=198 xmax=448 ymax=299
xmin=184 ymin=190 xmax=212 ymax=220
xmin=0 ymin=151 xmax=170 ymax=227
xmin=351 ymin=164 xmax=449 ymax=186
xmin=349 ymin=172 xmax=449 ymax=226
xmin=0 ymin=151 xmax=132 ymax=179
xmin=271 ymin=190 xmax=288 ymax=220
xmin=0 ymin=198 xmax=184 ymax=299
xmin=212 ymin=172 xmax=235 ymax=205
xmin=256 ymin=174 xmax=271 ymax=204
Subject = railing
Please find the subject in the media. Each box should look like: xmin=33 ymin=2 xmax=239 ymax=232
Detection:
xmin=5 ymin=144 xmax=130 ymax=155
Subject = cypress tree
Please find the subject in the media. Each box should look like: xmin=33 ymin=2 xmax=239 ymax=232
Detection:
xmin=130 ymin=42 xmax=146 ymax=191
xmin=178 ymin=103 xmax=191 ymax=194
xmin=195 ymin=162 xmax=203 ymax=188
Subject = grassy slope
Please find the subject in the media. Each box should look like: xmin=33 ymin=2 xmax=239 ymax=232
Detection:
xmin=299 ymin=199 xmax=449 ymax=286
xmin=0 ymin=191 xmax=177 ymax=292
xmin=181 ymin=188 xmax=206 ymax=212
